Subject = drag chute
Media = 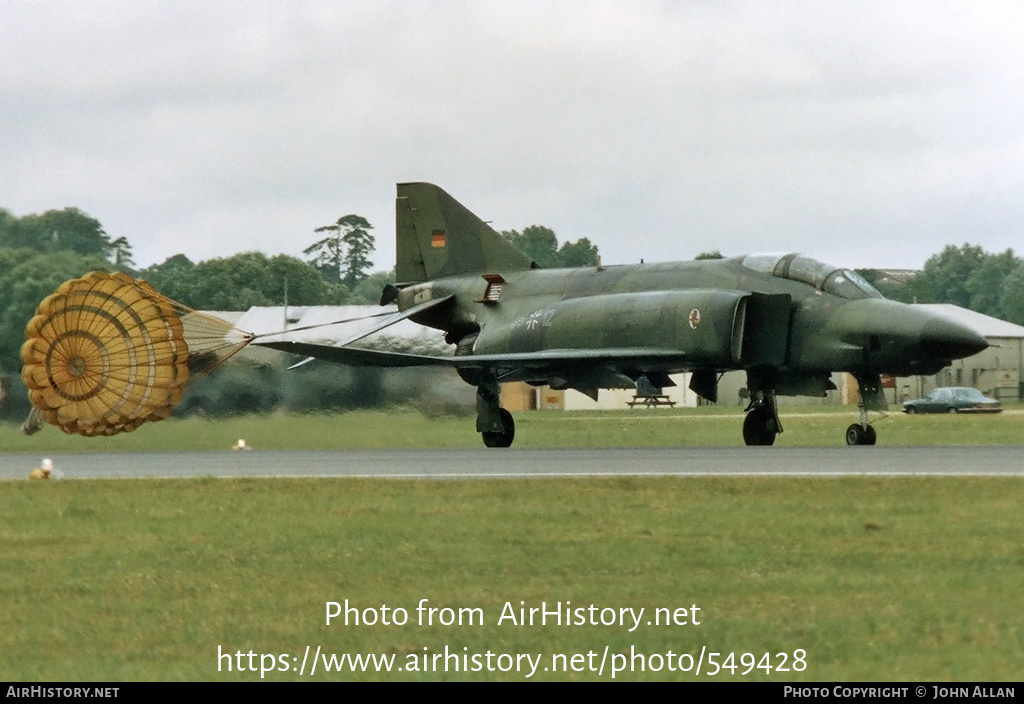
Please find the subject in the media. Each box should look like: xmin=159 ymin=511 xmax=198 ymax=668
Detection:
xmin=21 ymin=271 xmax=253 ymax=436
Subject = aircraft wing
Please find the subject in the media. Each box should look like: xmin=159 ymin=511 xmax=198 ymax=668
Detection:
xmin=253 ymin=340 xmax=690 ymax=372
xmin=447 ymin=347 xmax=689 ymax=369
xmin=253 ymin=341 xmax=456 ymax=367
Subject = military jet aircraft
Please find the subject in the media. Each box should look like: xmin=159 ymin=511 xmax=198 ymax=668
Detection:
xmin=256 ymin=182 xmax=988 ymax=447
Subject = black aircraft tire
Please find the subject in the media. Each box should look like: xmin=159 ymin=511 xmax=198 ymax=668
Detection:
xmin=846 ymin=424 xmax=877 ymax=446
xmin=743 ymin=407 xmax=776 ymax=446
xmin=482 ymin=408 xmax=515 ymax=448
xmin=845 ymin=424 xmax=861 ymax=445
xmin=864 ymin=424 xmax=877 ymax=445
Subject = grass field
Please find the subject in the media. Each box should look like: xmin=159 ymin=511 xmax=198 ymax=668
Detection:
xmin=3 ymin=476 xmax=1022 ymax=681
xmin=2 ymin=408 xmax=1022 ymax=681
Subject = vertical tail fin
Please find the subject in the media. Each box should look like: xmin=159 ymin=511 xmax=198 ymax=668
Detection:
xmin=395 ymin=182 xmax=536 ymax=283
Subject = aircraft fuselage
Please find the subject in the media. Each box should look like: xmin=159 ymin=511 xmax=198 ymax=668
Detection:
xmin=398 ymin=256 xmax=985 ymax=395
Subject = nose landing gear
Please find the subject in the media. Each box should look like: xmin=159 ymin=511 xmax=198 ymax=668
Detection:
xmin=847 ymin=373 xmax=883 ymax=446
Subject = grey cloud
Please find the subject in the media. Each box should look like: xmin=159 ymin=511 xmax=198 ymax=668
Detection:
xmin=2 ymin=0 xmax=1022 ymax=273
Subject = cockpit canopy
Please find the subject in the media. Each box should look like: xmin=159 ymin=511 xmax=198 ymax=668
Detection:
xmin=739 ymin=253 xmax=883 ymax=300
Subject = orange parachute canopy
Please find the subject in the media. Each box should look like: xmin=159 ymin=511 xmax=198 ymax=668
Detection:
xmin=21 ymin=271 xmax=252 ymax=437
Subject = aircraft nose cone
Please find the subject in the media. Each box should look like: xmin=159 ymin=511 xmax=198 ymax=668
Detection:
xmin=920 ymin=316 xmax=988 ymax=360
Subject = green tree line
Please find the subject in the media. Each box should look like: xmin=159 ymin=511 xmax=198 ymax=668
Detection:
xmin=501 ymin=225 xmax=601 ymax=267
xmin=0 ymin=205 xmax=599 ymax=419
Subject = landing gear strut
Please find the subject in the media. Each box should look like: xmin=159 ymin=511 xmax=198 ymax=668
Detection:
xmin=743 ymin=390 xmax=782 ymax=446
xmin=846 ymin=374 xmax=881 ymax=446
xmin=476 ymin=372 xmax=514 ymax=448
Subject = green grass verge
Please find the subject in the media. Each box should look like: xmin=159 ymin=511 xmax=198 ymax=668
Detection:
xmin=1 ymin=405 xmax=1022 ymax=452
xmin=2 ymin=476 xmax=1022 ymax=681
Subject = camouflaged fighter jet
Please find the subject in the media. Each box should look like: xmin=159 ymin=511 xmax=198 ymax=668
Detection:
xmin=256 ymin=182 xmax=988 ymax=447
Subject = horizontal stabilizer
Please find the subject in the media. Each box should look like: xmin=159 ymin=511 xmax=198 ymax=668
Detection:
xmin=252 ymin=295 xmax=453 ymax=351
xmin=257 ymin=341 xmax=458 ymax=367
xmin=332 ymin=295 xmax=452 ymax=348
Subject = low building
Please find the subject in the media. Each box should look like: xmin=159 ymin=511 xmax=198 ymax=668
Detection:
xmin=562 ymin=375 xmax=698 ymax=410
xmin=500 ymin=383 xmax=566 ymax=411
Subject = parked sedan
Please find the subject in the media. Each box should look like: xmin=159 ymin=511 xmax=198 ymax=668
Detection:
xmin=902 ymin=387 xmax=1002 ymax=414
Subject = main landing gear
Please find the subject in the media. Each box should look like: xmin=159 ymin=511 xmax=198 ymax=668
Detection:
xmin=743 ymin=390 xmax=782 ymax=446
xmin=476 ymin=372 xmax=514 ymax=448
xmin=482 ymin=408 xmax=515 ymax=448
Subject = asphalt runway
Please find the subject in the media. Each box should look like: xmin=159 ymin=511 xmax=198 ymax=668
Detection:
xmin=1 ymin=446 xmax=1022 ymax=480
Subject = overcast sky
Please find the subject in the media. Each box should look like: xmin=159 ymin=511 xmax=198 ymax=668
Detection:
xmin=2 ymin=1 xmax=1022 ymax=274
